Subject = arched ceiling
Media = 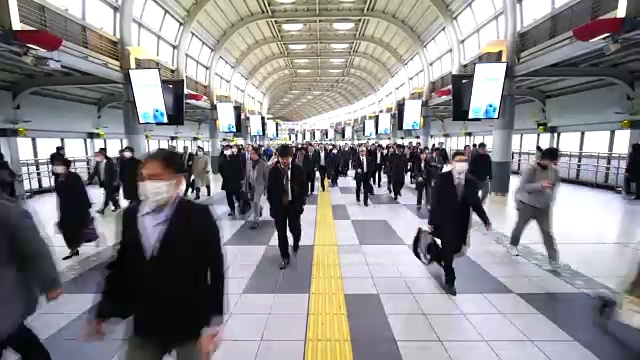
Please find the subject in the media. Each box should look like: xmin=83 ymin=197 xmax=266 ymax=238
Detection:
xmin=169 ymin=0 xmax=458 ymax=121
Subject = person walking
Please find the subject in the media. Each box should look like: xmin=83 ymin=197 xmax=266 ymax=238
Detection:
xmin=246 ymin=147 xmax=269 ymax=229
xmin=119 ymin=146 xmax=142 ymax=203
xmin=468 ymin=142 xmax=492 ymax=203
xmin=191 ymin=146 xmax=212 ymax=200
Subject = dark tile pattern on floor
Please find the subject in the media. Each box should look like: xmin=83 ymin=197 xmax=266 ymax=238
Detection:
xmin=351 ymin=220 xmax=405 ymax=245
xmin=345 ymin=294 xmax=402 ymax=360
xmin=224 ymin=220 xmax=275 ymax=246
xmin=243 ymin=245 xmax=313 ymax=294
xmin=62 ymin=263 xmax=108 ymax=294
xmin=403 ymin=204 xmax=430 ymax=219
xmin=306 ymin=194 xmax=318 ymax=205
xmin=332 ymin=204 xmax=351 ymax=220
xmin=521 ymin=293 xmax=640 ymax=360
xmin=369 ymin=194 xmax=399 ymax=205
xmin=426 ymin=256 xmax=513 ymax=294
xmin=339 ymin=187 xmax=356 ymax=195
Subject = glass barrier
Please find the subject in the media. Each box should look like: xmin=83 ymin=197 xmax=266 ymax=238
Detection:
xmin=19 ymin=156 xmax=94 ymax=194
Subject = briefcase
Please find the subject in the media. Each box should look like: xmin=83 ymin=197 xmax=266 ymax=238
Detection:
xmin=239 ymin=192 xmax=252 ymax=215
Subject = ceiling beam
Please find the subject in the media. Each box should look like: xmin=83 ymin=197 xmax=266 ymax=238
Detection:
xmin=12 ymin=75 xmax=118 ymax=109
xmin=257 ymin=65 xmax=383 ymax=91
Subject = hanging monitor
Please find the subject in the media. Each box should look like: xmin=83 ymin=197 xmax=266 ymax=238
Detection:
xmin=305 ymin=130 xmax=311 ymax=141
xmin=468 ymin=62 xmax=508 ymax=120
xmin=128 ymin=68 xmax=168 ymax=125
xmin=160 ymin=79 xmax=185 ymax=126
xmin=296 ymin=132 xmax=303 ymax=142
xmin=266 ymin=119 xmax=278 ymax=140
xmin=344 ymin=125 xmax=353 ymax=140
xmin=290 ymin=133 xmax=295 ymax=142
xmin=451 ymin=74 xmax=473 ymax=121
xmin=249 ymin=115 xmax=263 ymax=136
xmin=314 ymin=130 xmax=321 ymax=141
xmin=215 ymin=102 xmax=236 ymax=133
xmin=364 ymin=119 xmax=376 ymax=138
xmin=377 ymin=113 xmax=391 ymax=135
xmin=327 ymin=128 xmax=335 ymax=140
xmin=402 ymin=99 xmax=422 ymax=130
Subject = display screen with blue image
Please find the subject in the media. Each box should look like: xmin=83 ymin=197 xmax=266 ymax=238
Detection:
xmin=249 ymin=115 xmax=263 ymax=136
xmin=468 ymin=62 xmax=508 ymax=120
xmin=377 ymin=113 xmax=391 ymax=134
xmin=216 ymin=102 xmax=236 ymax=133
xmin=314 ymin=130 xmax=321 ymax=140
xmin=129 ymin=68 xmax=169 ymax=124
xmin=364 ymin=119 xmax=375 ymax=138
xmin=266 ymin=120 xmax=277 ymax=139
xmin=344 ymin=126 xmax=353 ymax=140
xmin=327 ymin=128 xmax=335 ymax=140
xmin=402 ymin=99 xmax=422 ymax=130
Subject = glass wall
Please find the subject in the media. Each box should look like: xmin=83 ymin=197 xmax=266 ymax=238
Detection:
xmin=186 ymin=34 xmax=213 ymax=84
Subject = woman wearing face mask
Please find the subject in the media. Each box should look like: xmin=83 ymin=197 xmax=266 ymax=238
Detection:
xmin=119 ymin=146 xmax=142 ymax=203
xmin=53 ymin=158 xmax=92 ymax=260
xmin=245 ymin=148 xmax=269 ymax=229
xmin=328 ymin=147 xmax=340 ymax=187
xmin=191 ymin=146 xmax=211 ymax=200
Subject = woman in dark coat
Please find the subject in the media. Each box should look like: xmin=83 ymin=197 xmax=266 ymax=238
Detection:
xmin=119 ymin=146 xmax=142 ymax=203
xmin=54 ymin=158 xmax=92 ymax=260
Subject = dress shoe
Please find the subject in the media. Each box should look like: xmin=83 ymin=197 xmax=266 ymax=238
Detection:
xmin=444 ymin=284 xmax=457 ymax=296
xmin=279 ymin=258 xmax=290 ymax=269
xmin=292 ymin=244 xmax=300 ymax=254
xmin=63 ymin=249 xmax=80 ymax=260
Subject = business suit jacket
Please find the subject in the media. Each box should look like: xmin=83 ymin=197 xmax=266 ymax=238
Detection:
xmin=96 ymin=198 xmax=224 ymax=347
xmin=266 ymin=162 xmax=307 ymax=215
xmin=0 ymin=195 xmax=61 ymax=341
xmin=428 ymin=171 xmax=490 ymax=250
xmin=88 ymin=157 xmax=118 ymax=189
xmin=353 ymin=155 xmax=374 ymax=181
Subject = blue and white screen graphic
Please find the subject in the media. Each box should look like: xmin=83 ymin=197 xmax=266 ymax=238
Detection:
xmin=344 ymin=126 xmax=353 ymax=140
xmin=129 ymin=69 xmax=168 ymax=124
xmin=297 ymin=132 xmax=303 ymax=142
xmin=314 ymin=130 xmax=321 ymax=140
xmin=403 ymin=99 xmax=422 ymax=130
xmin=290 ymin=134 xmax=295 ymax=142
xmin=216 ymin=102 xmax=236 ymax=133
xmin=249 ymin=115 xmax=262 ymax=136
xmin=364 ymin=119 xmax=375 ymax=138
xmin=468 ymin=62 xmax=508 ymax=120
xmin=305 ymin=131 xmax=311 ymax=141
xmin=327 ymin=128 xmax=335 ymax=140
xmin=377 ymin=113 xmax=391 ymax=134
xmin=266 ymin=120 xmax=277 ymax=140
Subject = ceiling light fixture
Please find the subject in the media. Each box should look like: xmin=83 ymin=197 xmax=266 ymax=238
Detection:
xmin=282 ymin=23 xmax=304 ymax=31
xmin=332 ymin=22 xmax=355 ymax=30
xmin=313 ymin=91 xmax=322 ymax=94
xmin=328 ymin=69 xmax=343 ymax=73
xmin=329 ymin=58 xmax=345 ymax=63
xmin=330 ymin=43 xmax=350 ymax=49
xmin=291 ymin=90 xmax=301 ymax=93
xmin=288 ymin=44 xmax=308 ymax=50
xmin=297 ymin=69 xmax=311 ymax=73
xmin=277 ymin=0 xmax=297 ymax=3
xmin=293 ymin=59 xmax=310 ymax=63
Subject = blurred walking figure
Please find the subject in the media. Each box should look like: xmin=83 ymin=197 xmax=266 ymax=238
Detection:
xmin=88 ymin=149 xmax=120 ymax=214
xmin=246 ymin=147 xmax=269 ymax=229
xmin=191 ymin=146 xmax=211 ymax=200
xmin=54 ymin=158 xmax=93 ymax=260
xmin=0 ymin=193 xmax=62 ymax=360
xmin=0 ymin=152 xmax=17 ymax=198
xmin=88 ymin=149 xmax=225 ymax=360
xmin=119 ymin=146 xmax=142 ymax=203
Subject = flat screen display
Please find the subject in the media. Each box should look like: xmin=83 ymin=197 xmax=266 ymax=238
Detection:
xmin=216 ymin=102 xmax=236 ymax=133
xmin=314 ymin=130 xmax=321 ymax=140
xmin=344 ymin=126 xmax=353 ymax=140
xmin=296 ymin=132 xmax=303 ymax=142
xmin=161 ymin=79 xmax=185 ymax=125
xmin=378 ymin=113 xmax=391 ymax=134
xmin=266 ymin=120 xmax=277 ymax=140
xmin=327 ymin=129 xmax=335 ymax=140
xmin=290 ymin=134 xmax=295 ymax=142
xmin=129 ymin=68 xmax=168 ymax=124
xmin=468 ymin=62 xmax=508 ymax=120
xmin=249 ymin=115 xmax=263 ymax=136
xmin=403 ymin=99 xmax=422 ymax=130
xmin=364 ymin=119 xmax=375 ymax=138
xmin=305 ymin=131 xmax=311 ymax=141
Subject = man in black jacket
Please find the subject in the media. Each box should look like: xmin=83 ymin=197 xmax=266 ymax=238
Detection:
xmin=88 ymin=149 xmax=120 ymax=214
xmin=468 ymin=142 xmax=492 ymax=203
xmin=316 ymin=144 xmax=329 ymax=192
xmin=49 ymin=146 xmax=65 ymax=185
xmin=302 ymin=144 xmax=318 ymax=195
xmin=267 ymin=145 xmax=307 ymax=269
xmin=89 ymin=149 xmax=224 ymax=359
xmin=353 ymin=146 xmax=374 ymax=207
xmin=219 ymin=145 xmax=244 ymax=216
xmin=413 ymin=150 xmax=435 ymax=207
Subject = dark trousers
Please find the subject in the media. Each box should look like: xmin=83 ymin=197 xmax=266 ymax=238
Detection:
xmin=624 ymin=176 xmax=640 ymax=198
xmin=274 ymin=205 xmax=302 ymax=259
xmin=416 ymin=180 xmax=430 ymax=206
xmin=318 ymin=166 xmax=327 ymax=191
xmin=225 ymin=189 xmax=243 ymax=212
xmin=428 ymin=239 xmax=461 ymax=286
xmin=195 ymin=185 xmax=211 ymax=198
xmin=100 ymin=186 xmax=120 ymax=211
xmin=330 ymin=167 xmax=338 ymax=186
xmin=183 ymin=173 xmax=194 ymax=196
xmin=392 ymin=179 xmax=404 ymax=197
xmin=0 ymin=323 xmax=51 ymax=360
xmin=373 ymin=164 xmax=383 ymax=186
xmin=356 ymin=176 xmax=371 ymax=205
xmin=306 ymin=171 xmax=316 ymax=194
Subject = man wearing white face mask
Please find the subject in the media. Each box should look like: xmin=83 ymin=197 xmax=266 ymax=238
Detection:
xmin=89 ymin=149 xmax=225 ymax=360
xmin=426 ymin=151 xmax=491 ymax=295
xmin=119 ymin=146 xmax=142 ymax=203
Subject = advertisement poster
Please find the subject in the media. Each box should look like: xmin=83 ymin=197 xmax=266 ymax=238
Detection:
xmin=344 ymin=126 xmax=353 ymax=140
xmin=364 ymin=119 xmax=375 ymax=138
xmin=314 ymin=130 xmax=321 ymax=141
xmin=468 ymin=62 xmax=508 ymax=119
xmin=266 ymin=120 xmax=277 ymax=139
xmin=216 ymin=102 xmax=236 ymax=133
xmin=249 ymin=115 xmax=262 ymax=136
xmin=327 ymin=128 xmax=335 ymax=140
xmin=403 ymin=99 xmax=422 ymax=130
xmin=377 ymin=113 xmax=391 ymax=134
xmin=129 ymin=69 xmax=168 ymax=124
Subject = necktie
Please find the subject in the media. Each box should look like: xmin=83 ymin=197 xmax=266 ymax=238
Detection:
xmin=282 ymin=168 xmax=290 ymax=205
xmin=362 ymin=157 xmax=366 ymax=172
xmin=455 ymin=177 xmax=464 ymax=199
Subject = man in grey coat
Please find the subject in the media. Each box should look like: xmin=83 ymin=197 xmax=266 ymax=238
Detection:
xmin=246 ymin=147 xmax=269 ymax=229
xmin=0 ymin=194 xmax=62 ymax=359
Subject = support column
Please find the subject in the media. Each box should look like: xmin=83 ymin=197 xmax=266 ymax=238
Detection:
xmin=618 ymin=0 xmax=640 ymax=17
xmin=0 ymin=137 xmax=23 ymax=196
xmin=209 ymin=116 xmax=221 ymax=174
xmin=0 ymin=0 xmax=20 ymax=30
xmin=491 ymin=0 xmax=518 ymax=195
xmin=420 ymin=108 xmax=431 ymax=145
xmin=119 ymin=0 xmax=146 ymax=155
xmin=548 ymin=133 xmax=556 ymax=148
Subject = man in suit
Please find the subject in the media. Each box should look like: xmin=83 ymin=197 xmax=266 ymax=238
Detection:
xmin=267 ymin=145 xmax=307 ymax=269
xmin=389 ymin=145 xmax=407 ymax=200
xmin=302 ymin=144 xmax=318 ymax=195
xmin=427 ymin=151 xmax=491 ymax=295
xmin=88 ymin=149 xmax=120 ymax=214
xmin=328 ymin=146 xmax=340 ymax=188
xmin=316 ymin=144 xmax=329 ymax=192
xmin=88 ymin=149 xmax=225 ymax=360
xmin=373 ymin=145 xmax=385 ymax=188
xmin=353 ymin=146 xmax=374 ymax=207
xmin=181 ymin=146 xmax=194 ymax=197
xmin=219 ymin=145 xmax=244 ymax=216
xmin=49 ymin=146 xmax=65 ymax=185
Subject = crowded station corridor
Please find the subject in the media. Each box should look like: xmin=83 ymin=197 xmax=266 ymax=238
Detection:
xmin=1 ymin=0 xmax=640 ymax=359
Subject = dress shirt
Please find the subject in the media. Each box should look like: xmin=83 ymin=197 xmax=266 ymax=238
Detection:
xmin=98 ymin=161 xmax=106 ymax=182
xmin=284 ymin=166 xmax=292 ymax=201
xmin=361 ymin=157 xmax=366 ymax=173
xmin=320 ymin=152 xmax=325 ymax=166
xmin=377 ymin=152 xmax=381 ymax=164
xmin=138 ymin=196 xmax=180 ymax=259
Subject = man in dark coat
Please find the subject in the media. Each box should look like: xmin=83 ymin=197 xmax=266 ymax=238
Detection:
xmin=218 ymin=145 xmax=244 ymax=216
xmin=49 ymin=146 xmax=65 ymax=185
xmin=427 ymin=151 xmax=491 ymax=295
xmin=119 ymin=146 xmax=142 ymax=203
xmin=388 ymin=145 xmax=407 ymax=200
xmin=88 ymin=149 xmax=120 ymax=214
xmin=353 ymin=146 xmax=374 ymax=206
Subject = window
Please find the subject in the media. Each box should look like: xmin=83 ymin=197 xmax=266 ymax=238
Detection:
xmin=431 ymin=58 xmax=442 ymax=78
xmin=216 ymin=60 xmax=227 ymax=77
xmin=64 ymin=139 xmax=87 ymax=158
xmin=132 ymin=0 xmax=145 ymax=18
xmin=434 ymin=31 xmax=450 ymax=53
xmin=554 ymin=0 xmax=572 ymax=7
xmin=186 ymin=57 xmax=198 ymax=77
xmin=496 ymin=14 xmax=505 ymax=39
xmin=582 ymin=131 xmax=611 ymax=153
xmin=521 ymin=134 xmax=537 ymax=151
xmin=512 ymin=134 xmax=521 ymax=150
xmin=521 ymin=0 xmax=552 ymax=27
xmin=612 ymin=130 xmax=630 ymax=154
xmin=440 ymin=52 xmax=452 ymax=74
xmin=426 ymin=42 xmax=439 ymax=60
xmin=472 ymin=0 xmax=496 ymax=23
xmin=141 ymin=0 xmax=164 ymax=31
xmin=198 ymin=45 xmax=212 ymax=63
xmin=86 ymin=0 xmax=115 ymax=35
xmin=196 ymin=64 xmax=207 ymax=82
xmin=188 ymin=36 xmax=203 ymax=57
xmin=159 ymin=139 xmax=169 ymax=149
xmin=148 ymin=140 xmax=159 ymax=152
xmin=462 ymin=33 xmax=479 ymax=60
xmin=36 ymin=138 xmax=62 ymax=159
xmin=93 ymin=139 xmax=106 ymax=152
xmin=139 ymin=27 xmax=158 ymax=56
xmin=106 ymin=139 xmax=123 ymax=157
xmin=158 ymin=40 xmax=174 ymax=65
xmin=160 ymin=15 xmax=180 ymax=42
xmin=478 ymin=21 xmax=498 ymax=47
xmin=558 ymin=132 xmax=581 ymax=152
xmin=456 ymin=7 xmax=477 ymax=37
xmin=131 ymin=22 xmax=140 ymax=44
xmin=538 ymin=133 xmax=551 ymax=148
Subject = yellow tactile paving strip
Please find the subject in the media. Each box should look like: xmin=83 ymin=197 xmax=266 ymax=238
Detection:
xmin=305 ymin=183 xmax=353 ymax=360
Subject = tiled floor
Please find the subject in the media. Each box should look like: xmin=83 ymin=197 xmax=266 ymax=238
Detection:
xmin=3 ymin=173 xmax=640 ymax=360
